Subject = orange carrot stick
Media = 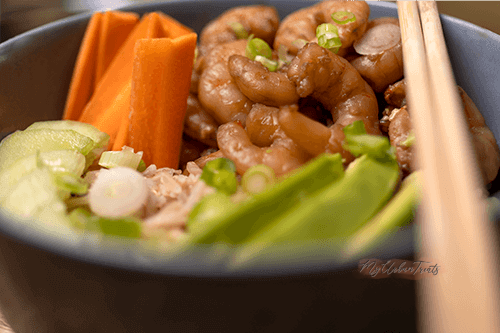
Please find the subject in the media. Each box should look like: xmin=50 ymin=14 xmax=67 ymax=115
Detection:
xmin=95 ymin=11 xmax=139 ymax=85
xmin=112 ymin=109 xmax=130 ymax=151
xmin=63 ymin=12 xmax=102 ymax=121
xmin=78 ymin=12 xmax=162 ymax=146
xmin=128 ymin=34 xmax=197 ymax=168
xmin=158 ymin=12 xmax=193 ymax=38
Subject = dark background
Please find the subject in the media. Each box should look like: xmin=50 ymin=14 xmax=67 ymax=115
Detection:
xmin=1 ymin=1 xmax=500 ymax=42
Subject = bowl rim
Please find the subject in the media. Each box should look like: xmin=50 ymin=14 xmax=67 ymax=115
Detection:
xmin=0 ymin=0 xmax=498 ymax=279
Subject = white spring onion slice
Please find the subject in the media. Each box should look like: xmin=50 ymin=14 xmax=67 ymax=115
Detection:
xmin=353 ymin=24 xmax=401 ymax=55
xmin=254 ymin=55 xmax=279 ymax=72
xmin=242 ymin=164 xmax=276 ymax=194
xmin=89 ymin=167 xmax=148 ymax=218
xmin=227 ymin=21 xmax=248 ymax=39
xmin=99 ymin=146 xmax=143 ymax=170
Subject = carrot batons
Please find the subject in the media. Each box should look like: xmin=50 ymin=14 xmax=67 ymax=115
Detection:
xmin=128 ymin=34 xmax=197 ymax=168
xmin=95 ymin=11 xmax=139 ymax=85
xmin=63 ymin=11 xmax=139 ymax=121
xmin=158 ymin=13 xmax=193 ymax=38
xmin=78 ymin=13 xmax=163 ymax=144
xmin=63 ymin=12 xmax=102 ymax=121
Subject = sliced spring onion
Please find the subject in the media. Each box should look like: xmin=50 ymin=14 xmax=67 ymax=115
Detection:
xmin=68 ymin=207 xmax=142 ymax=238
xmin=200 ymin=158 xmax=238 ymax=195
xmin=331 ymin=11 xmax=356 ymax=25
xmin=89 ymin=167 xmax=148 ymax=218
xmin=99 ymin=146 xmax=143 ymax=170
xmin=54 ymin=172 xmax=89 ymax=195
xmin=292 ymin=39 xmax=308 ymax=49
xmin=277 ymin=44 xmax=290 ymax=68
xmin=342 ymin=121 xmax=396 ymax=161
xmin=97 ymin=216 xmax=142 ymax=238
xmin=137 ymin=159 xmax=147 ymax=172
xmin=254 ymin=55 xmax=279 ymax=72
xmin=401 ymin=130 xmax=415 ymax=147
xmin=246 ymin=36 xmax=273 ymax=60
xmin=68 ymin=207 xmax=93 ymax=230
xmin=227 ymin=21 xmax=249 ymax=39
xmin=316 ymin=23 xmax=342 ymax=53
xmin=242 ymin=164 xmax=276 ymax=195
xmin=193 ymin=47 xmax=198 ymax=65
xmin=203 ymin=157 xmax=236 ymax=173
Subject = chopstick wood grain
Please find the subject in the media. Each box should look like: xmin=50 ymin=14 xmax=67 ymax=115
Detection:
xmin=398 ymin=2 xmax=500 ymax=332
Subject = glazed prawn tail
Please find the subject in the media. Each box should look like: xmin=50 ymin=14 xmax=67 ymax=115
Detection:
xmin=278 ymin=105 xmax=333 ymax=157
xmin=184 ymin=93 xmax=219 ymax=147
xmin=217 ymin=122 xmax=263 ymax=175
xmin=228 ymin=55 xmax=299 ymax=107
xmin=199 ymin=5 xmax=280 ymax=55
xmin=217 ymin=121 xmax=308 ymax=176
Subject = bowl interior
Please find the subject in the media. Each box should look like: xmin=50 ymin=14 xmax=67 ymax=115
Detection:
xmin=0 ymin=0 xmax=499 ymax=277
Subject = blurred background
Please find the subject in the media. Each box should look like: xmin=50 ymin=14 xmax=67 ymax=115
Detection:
xmin=2 ymin=1 xmax=500 ymax=42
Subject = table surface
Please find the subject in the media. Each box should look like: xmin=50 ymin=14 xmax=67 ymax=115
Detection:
xmin=0 ymin=311 xmax=13 ymax=333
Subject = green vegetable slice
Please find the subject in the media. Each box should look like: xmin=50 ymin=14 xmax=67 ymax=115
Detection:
xmin=0 ymin=150 xmax=86 ymax=202
xmin=316 ymin=23 xmax=341 ymax=53
xmin=25 ymin=120 xmax=109 ymax=148
xmin=342 ymin=120 xmax=396 ymax=161
xmin=242 ymin=164 xmax=276 ymax=194
xmin=0 ymin=129 xmax=94 ymax=172
xmin=292 ymin=39 xmax=308 ymax=49
xmin=68 ymin=207 xmax=142 ymax=238
xmin=200 ymin=158 xmax=238 ymax=195
xmin=137 ymin=160 xmax=147 ymax=172
xmin=99 ymin=146 xmax=143 ymax=169
xmin=234 ymin=153 xmax=400 ymax=264
xmin=246 ymin=35 xmax=273 ymax=60
xmin=254 ymin=55 xmax=279 ymax=72
xmin=187 ymin=192 xmax=233 ymax=233
xmin=1 ymin=167 xmax=69 ymax=218
xmin=401 ymin=130 xmax=415 ymax=147
xmin=188 ymin=153 xmax=344 ymax=245
xmin=331 ymin=11 xmax=356 ymax=25
xmin=343 ymin=171 xmax=421 ymax=259
xmin=227 ymin=22 xmax=249 ymax=39
xmin=53 ymin=172 xmax=88 ymax=195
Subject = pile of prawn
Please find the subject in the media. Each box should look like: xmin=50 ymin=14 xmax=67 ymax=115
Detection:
xmin=148 ymin=1 xmax=500 ymax=236
xmin=183 ymin=0 xmax=500 ymax=183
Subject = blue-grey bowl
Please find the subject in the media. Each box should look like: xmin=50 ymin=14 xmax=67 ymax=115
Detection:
xmin=1 ymin=1 xmax=499 ymax=332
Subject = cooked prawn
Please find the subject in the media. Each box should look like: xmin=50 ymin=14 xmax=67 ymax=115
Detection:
xmin=228 ymin=54 xmax=299 ymax=107
xmin=387 ymin=106 xmax=414 ymax=174
xmin=273 ymin=0 xmax=370 ymax=56
xmin=350 ymin=17 xmax=403 ymax=93
xmin=384 ymin=78 xmax=406 ymax=108
xmin=217 ymin=111 xmax=311 ymax=176
xmin=279 ymin=42 xmax=380 ymax=163
xmin=384 ymin=82 xmax=500 ymax=183
xmin=184 ymin=93 xmax=218 ymax=148
xmin=197 ymin=40 xmax=253 ymax=125
xmin=459 ymin=86 xmax=500 ymax=184
xmin=199 ymin=5 xmax=280 ymax=55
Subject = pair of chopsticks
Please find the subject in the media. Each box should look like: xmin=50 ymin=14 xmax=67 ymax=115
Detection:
xmin=397 ymin=2 xmax=500 ymax=332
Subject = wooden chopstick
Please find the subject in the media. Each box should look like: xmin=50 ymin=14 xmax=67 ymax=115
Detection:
xmin=397 ymin=2 xmax=500 ymax=332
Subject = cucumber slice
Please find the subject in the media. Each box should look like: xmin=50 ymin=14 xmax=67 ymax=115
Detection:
xmin=26 ymin=120 xmax=110 ymax=148
xmin=0 ymin=150 xmax=86 ymax=202
xmin=1 ymin=167 xmax=77 ymax=241
xmin=0 ymin=129 xmax=93 ymax=172
xmin=2 ymin=168 xmax=64 ymax=218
